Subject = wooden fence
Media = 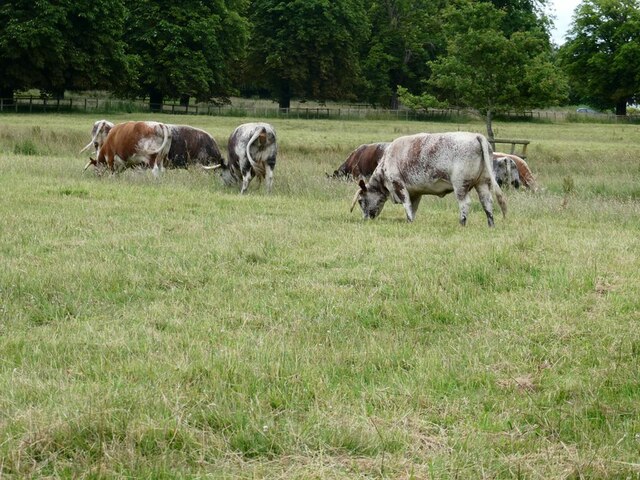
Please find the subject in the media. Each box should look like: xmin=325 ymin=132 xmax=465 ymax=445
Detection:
xmin=1 ymin=96 xmax=638 ymax=123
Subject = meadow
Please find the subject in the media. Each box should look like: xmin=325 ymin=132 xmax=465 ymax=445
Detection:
xmin=0 ymin=113 xmax=639 ymax=478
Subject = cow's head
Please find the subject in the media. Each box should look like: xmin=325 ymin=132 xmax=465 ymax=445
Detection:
xmin=80 ymin=120 xmax=114 ymax=154
xmin=204 ymin=162 xmax=239 ymax=186
xmin=493 ymin=157 xmax=520 ymax=189
xmin=350 ymin=178 xmax=388 ymax=219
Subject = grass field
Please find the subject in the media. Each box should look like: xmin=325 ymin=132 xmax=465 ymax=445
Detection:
xmin=1 ymin=113 xmax=639 ymax=478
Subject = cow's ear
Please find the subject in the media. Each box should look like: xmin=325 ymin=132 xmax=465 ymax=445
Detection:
xmin=358 ymin=179 xmax=367 ymax=192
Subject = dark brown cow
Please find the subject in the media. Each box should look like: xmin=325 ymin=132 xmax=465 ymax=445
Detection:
xmin=330 ymin=142 xmax=390 ymax=180
xmin=85 ymin=121 xmax=171 ymax=177
xmin=166 ymin=124 xmax=223 ymax=168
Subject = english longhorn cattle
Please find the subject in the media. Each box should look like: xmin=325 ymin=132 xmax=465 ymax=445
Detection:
xmin=493 ymin=152 xmax=538 ymax=191
xmin=492 ymin=155 xmax=521 ymax=189
xmin=209 ymin=122 xmax=277 ymax=194
xmin=165 ymin=124 xmax=223 ymax=168
xmin=330 ymin=142 xmax=390 ymax=181
xmin=351 ymin=132 xmax=507 ymax=226
xmin=82 ymin=121 xmax=222 ymax=170
xmin=84 ymin=121 xmax=171 ymax=177
xmin=80 ymin=119 xmax=114 ymax=156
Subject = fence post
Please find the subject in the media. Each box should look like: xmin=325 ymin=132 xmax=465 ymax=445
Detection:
xmin=0 ymin=98 xmax=3 ymax=112
xmin=29 ymin=96 xmax=33 ymax=113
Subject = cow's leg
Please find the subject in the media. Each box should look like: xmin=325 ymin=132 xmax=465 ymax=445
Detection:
xmin=408 ymin=195 xmax=422 ymax=221
xmin=475 ymin=182 xmax=495 ymax=227
xmin=454 ymin=185 xmax=472 ymax=226
xmin=265 ymin=156 xmax=276 ymax=193
xmin=240 ymin=170 xmax=253 ymax=194
xmin=265 ymin=165 xmax=274 ymax=193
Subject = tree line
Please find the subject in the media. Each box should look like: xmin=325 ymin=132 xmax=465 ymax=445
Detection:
xmin=1 ymin=0 xmax=638 ymax=129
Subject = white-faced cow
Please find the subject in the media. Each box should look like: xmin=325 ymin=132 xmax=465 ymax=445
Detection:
xmin=493 ymin=152 xmax=538 ymax=191
xmin=84 ymin=121 xmax=171 ymax=177
xmin=80 ymin=119 xmax=114 ymax=156
xmin=492 ymin=155 xmax=521 ymax=189
xmin=351 ymin=132 xmax=507 ymax=226
xmin=330 ymin=142 xmax=390 ymax=181
xmin=209 ymin=122 xmax=277 ymax=194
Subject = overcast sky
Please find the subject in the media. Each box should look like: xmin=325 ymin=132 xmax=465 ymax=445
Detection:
xmin=547 ymin=0 xmax=582 ymax=45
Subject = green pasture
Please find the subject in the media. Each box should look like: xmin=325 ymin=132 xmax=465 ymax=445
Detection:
xmin=1 ymin=113 xmax=639 ymax=478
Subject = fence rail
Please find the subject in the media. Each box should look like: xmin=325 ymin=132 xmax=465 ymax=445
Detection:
xmin=1 ymin=96 xmax=639 ymax=123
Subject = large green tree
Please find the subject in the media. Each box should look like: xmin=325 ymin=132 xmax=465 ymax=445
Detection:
xmin=0 ymin=0 xmax=133 ymax=100
xmin=123 ymin=0 xmax=248 ymax=110
xmin=401 ymin=0 xmax=567 ymax=138
xmin=247 ymin=0 xmax=368 ymax=109
xmin=362 ymin=0 xmax=446 ymax=109
xmin=559 ymin=0 xmax=640 ymax=115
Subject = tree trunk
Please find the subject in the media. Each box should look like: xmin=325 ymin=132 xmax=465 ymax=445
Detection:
xmin=149 ymin=90 xmax=163 ymax=112
xmin=615 ymin=99 xmax=627 ymax=116
xmin=0 ymin=87 xmax=14 ymax=106
xmin=390 ymin=89 xmax=399 ymax=110
xmin=485 ymin=110 xmax=495 ymax=140
xmin=180 ymin=94 xmax=190 ymax=107
xmin=278 ymin=81 xmax=291 ymax=110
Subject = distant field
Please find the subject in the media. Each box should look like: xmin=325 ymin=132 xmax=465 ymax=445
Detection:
xmin=1 ymin=113 xmax=639 ymax=478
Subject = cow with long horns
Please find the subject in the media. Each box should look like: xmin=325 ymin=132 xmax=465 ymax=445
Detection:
xmin=351 ymin=132 xmax=507 ymax=226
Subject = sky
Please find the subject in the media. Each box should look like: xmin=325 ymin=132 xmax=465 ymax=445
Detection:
xmin=547 ymin=0 xmax=582 ymax=45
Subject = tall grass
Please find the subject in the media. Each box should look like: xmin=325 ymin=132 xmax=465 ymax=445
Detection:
xmin=0 ymin=114 xmax=639 ymax=478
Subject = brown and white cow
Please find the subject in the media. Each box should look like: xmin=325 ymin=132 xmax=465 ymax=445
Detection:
xmin=493 ymin=152 xmax=538 ymax=191
xmin=83 ymin=121 xmax=222 ymax=170
xmin=209 ymin=122 xmax=277 ymax=194
xmin=84 ymin=121 xmax=171 ymax=177
xmin=351 ymin=132 xmax=507 ymax=226
xmin=79 ymin=119 xmax=114 ymax=156
xmin=330 ymin=142 xmax=390 ymax=181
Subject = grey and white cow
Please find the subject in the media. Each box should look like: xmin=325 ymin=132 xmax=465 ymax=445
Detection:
xmin=351 ymin=132 xmax=507 ymax=226
xmin=492 ymin=155 xmax=521 ymax=189
xmin=211 ymin=122 xmax=277 ymax=194
xmin=80 ymin=119 xmax=114 ymax=156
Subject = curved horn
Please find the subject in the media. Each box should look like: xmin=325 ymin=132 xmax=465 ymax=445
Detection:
xmin=83 ymin=160 xmax=93 ymax=171
xmin=201 ymin=164 xmax=223 ymax=171
xmin=79 ymin=141 xmax=94 ymax=154
xmin=350 ymin=189 xmax=361 ymax=212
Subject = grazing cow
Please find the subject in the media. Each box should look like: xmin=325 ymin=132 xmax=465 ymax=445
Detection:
xmin=330 ymin=142 xmax=390 ymax=180
xmin=492 ymin=155 xmax=521 ymax=189
xmin=84 ymin=121 xmax=171 ymax=177
xmin=209 ymin=122 xmax=277 ymax=194
xmin=493 ymin=152 xmax=538 ymax=191
xmin=82 ymin=120 xmax=221 ymax=170
xmin=351 ymin=132 xmax=507 ymax=226
xmin=165 ymin=124 xmax=223 ymax=168
xmin=79 ymin=119 xmax=114 ymax=155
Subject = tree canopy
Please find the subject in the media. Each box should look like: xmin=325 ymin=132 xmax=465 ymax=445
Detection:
xmin=400 ymin=0 xmax=567 ymax=137
xmin=559 ymin=0 xmax=640 ymax=115
xmin=124 ymin=0 xmax=248 ymax=109
xmin=247 ymin=0 xmax=368 ymax=109
xmin=0 ymin=0 xmax=133 ymax=99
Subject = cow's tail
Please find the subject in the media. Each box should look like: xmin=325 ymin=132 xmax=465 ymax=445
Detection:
xmin=480 ymin=136 xmax=507 ymax=218
xmin=149 ymin=123 xmax=172 ymax=168
xmin=245 ymin=127 xmax=267 ymax=179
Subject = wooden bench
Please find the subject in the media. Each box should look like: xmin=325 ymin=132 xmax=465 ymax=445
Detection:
xmin=489 ymin=138 xmax=530 ymax=159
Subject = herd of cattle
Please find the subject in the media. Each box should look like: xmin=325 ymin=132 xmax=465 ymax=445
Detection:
xmin=81 ymin=119 xmax=537 ymax=226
